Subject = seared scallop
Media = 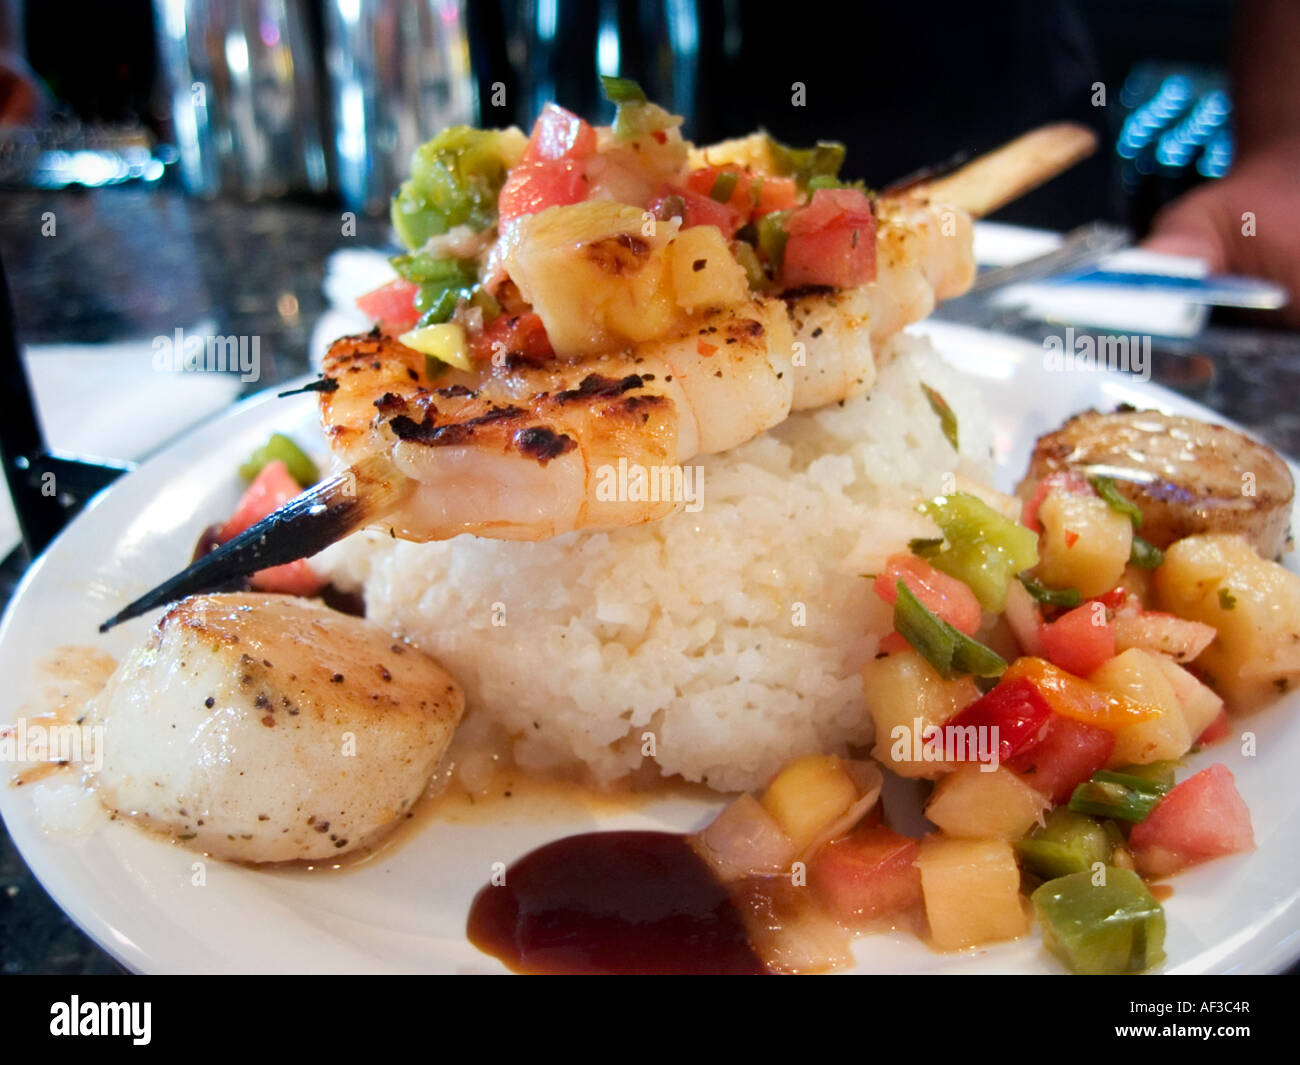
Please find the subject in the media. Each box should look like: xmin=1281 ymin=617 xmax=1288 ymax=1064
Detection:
xmin=86 ymin=593 xmax=464 ymax=862
xmin=1019 ymin=409 xmax=1294 ymax=559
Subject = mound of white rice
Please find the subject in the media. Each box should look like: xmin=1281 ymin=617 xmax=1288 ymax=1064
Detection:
xmin=316 ymin=334 xmax=993 ymax=792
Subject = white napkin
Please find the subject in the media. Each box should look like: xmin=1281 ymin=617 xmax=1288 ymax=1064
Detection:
xmin=0 ymin=325 xmax=243 ymax=556
xmin=974 ymin=221 xmax=1210 ymax=337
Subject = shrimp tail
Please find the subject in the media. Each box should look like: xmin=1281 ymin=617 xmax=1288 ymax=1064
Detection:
xmin=99 ymin=456 xmax=409 ymax=632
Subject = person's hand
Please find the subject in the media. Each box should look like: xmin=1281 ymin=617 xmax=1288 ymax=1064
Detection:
xmin=1143 ymin=137 xmax=1300 ymax=328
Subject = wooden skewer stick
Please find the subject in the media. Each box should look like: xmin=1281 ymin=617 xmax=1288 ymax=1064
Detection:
xmin=906 ymin=122 xmax=1099 ymax=218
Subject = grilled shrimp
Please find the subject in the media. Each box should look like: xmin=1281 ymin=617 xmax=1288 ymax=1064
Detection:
xmin=321 ymin=298 xmax=795 ymax=541
xmin=785 ymin=196 xmax=976 ymax=410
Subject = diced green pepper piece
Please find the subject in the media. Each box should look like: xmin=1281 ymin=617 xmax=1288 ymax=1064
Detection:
xmin=917 ymin=492 xmax=1040 ymax=613
xmin=390 ymin=125 xmax=526 ymax=248
xmin=1017 ymin=574 xmax=1083 ymax=608
xmin=1032 ymin=868 xmax=1166 ymax=974
xmin=893 ymin=582 xmax=1007 ymax=680
xmin=1016 ymin=808 xmax=1112 ymax=880
xmin=1068 ymin=769 xmax=1169 ymax=823
xmin=238 ymin=433 xmax=319 ymax=488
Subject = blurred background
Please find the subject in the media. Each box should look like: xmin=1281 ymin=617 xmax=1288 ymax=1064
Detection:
xmin=2 ymin=0 xmax=1299 ymax=973
xmin=0 ymin=0 xmax=1242 ymax=230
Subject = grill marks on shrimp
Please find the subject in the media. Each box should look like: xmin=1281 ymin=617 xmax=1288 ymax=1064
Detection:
xmin=322 ymin=335 xmax=679 ymax=468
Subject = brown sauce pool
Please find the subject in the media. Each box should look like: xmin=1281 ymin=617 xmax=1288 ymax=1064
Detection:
xmin=467 ymin=830 xmax=767 ymax=975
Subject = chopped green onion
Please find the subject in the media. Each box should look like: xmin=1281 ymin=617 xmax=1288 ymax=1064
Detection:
xmin=917 ymin=492 xmax=1040 ymax=612
xmin=920 ymin=383 xmax=959 ymax=451
xmin=763 ymin=135 xmax=848 ymax=190
xmin=1111 ymin=760 xmax=1179 ymax=788
xmin=1017 ymin=574 xmax=1083 ymax=608
xmin=893 ymin=582 xmax=1007 ymax=680
xmin=390 ymin=252 xmax=478 ymax=287
xmin=1068 ymin=769 xmax=1169 ymax=823
xmin=709 ymin=171 xmax=739 ymax=203
xmin=1031 ymin=868 xmax=1166 ymax=974
xmin=415 ymin=286 xmax=463 ymax=327
xmin=1089 ymin=475 xmax=1144 ymax=529
xmin=1218 ymin=587 xmax=1237 ymax=610
xmin=239 ymin=433 xmax=319 ymax=488
xmin=908 ymin=537 xmax=944 ymax=557
xmin=756 ymin=211 xmax=791 ymax=273
xmin=599 ymin=75 xmax=647 ymax=104
xmin=1129 ymin=534 xmax=1165 ymax=569
xmin=729 ymin=240 xmax=766 ymax=290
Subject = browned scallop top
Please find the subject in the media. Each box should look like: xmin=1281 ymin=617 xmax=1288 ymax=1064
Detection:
xmin=1020 ymin=408 xmax=1294 ymax=558
xmin=159 ymin=592 xmax=464 ymax=731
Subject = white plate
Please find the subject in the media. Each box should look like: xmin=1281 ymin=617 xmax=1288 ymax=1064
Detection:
xmin=2 ymin=321 xmax=1298 ymax=974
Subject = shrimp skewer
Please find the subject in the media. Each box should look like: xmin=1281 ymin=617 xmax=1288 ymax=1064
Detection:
xmin=102 ymin=123 xmax=1095 ymax=629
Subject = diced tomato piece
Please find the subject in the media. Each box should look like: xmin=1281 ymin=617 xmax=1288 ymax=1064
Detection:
xmin=684 ymin=166 xmax=755 ymax=215
xmin=1039 ymin=602 xmax=1116 ymax=676
xmin=498 ymin=158 xmax=588 ymax=223
xmin=873 ymin=553 xmax=982 ymax=636
xmin=1022 ymin=472 xmax=1092 ymax=533
xmin=468 ymin=311 xmax=554 ymax=365
xmin=1127 ymin=764 xmax=1255 ymax=877
xmin=521 ymin=103 xmax=597 ymax=164
xmin=356 ymin=279 xmax=420 ymax=334
xmin=1090 ymin=586 xmax=1130 ymax=611
xmin=250 ymin=559 xmax=325 ymax=597
xmin=809 ymin=824 xmax=921 ymax=923
xmin=943 ymin=678 xmax=1053 ymax=763
xmin=218 ymin=461 xmax=325 ymax=597
xmin=1197 ymin=708 xmax=1232 ymax=746
xmin=1006 ymin=713 xmax=1116 ymax=803
xmin=649 ymin=187 xmax=746 ymax=237
xmin=755 ymin=176 xmax=799 ymax=216
xmin=877 ymin=631 xmax=910 ymax=654
xmin=780 ymin=188 xmax=876 ymax=288
xmin=219 ymin=460 xmax=302 ymax=542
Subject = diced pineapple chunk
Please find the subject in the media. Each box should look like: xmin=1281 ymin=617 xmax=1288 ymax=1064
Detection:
xmin=505 ymin=201 xmax=680 ymax=356
xmin=760 ymin=754 xmax=858 ymax=853
xmin=1089 ymin=648 xmax=1191 ymax=765
xmin=862 ymin=648 xmax=981 ymax=779
xmin=1155 ymin=533 xmax=1300 ymax=711
xmin=925 ymin=765 xmax=1049 ymax=840
xmin=1147 ymin=654 xmax=1224 ymax=741
xmin=1035 ymin=489 xmax=1133 ymax=598
xmin=667 ymin=226 xmax=749 ymax=312
xmin=917 ymin=836 xmax=1031 ymax=950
